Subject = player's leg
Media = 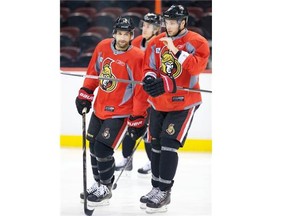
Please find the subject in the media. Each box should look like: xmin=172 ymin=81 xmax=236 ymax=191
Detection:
xmin=146 ymin=106 xmax=199 ymax=213
xmin=140 ymin=108 xmax=164 ymax=208
xmin=115 ymin=135 xmax=135 ymax=171
xmin=87 ymin=118 xmax=127 ymax=207
xmin=80 ymin=112 xmax=102 ymax=203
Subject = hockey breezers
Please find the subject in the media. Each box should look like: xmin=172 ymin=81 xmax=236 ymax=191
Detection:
xmin=61 ymin=72 xmax=212 ymax=94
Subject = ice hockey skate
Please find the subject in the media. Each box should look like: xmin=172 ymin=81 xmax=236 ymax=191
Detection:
xmin=145 ymin=190 xmax=171 ymax=213
xmin=139 ymin=187 xmax=160 ymax=209
xmin=115 ymin=157 xmax=133 ymax=171
xmin=80 ymin=181 xmax=99 ymax=203
xmin=137 ymin=161 xmax=151 ymax=176
xmin=86 ymin=183 xmax=112 ymax=207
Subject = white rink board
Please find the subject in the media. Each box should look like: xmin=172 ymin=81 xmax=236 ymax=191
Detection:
xmin=60 ymin=72 xmax=211 ymax=139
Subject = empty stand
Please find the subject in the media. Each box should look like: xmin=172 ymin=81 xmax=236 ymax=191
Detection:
xmin=60 ymin=0 xmax=212 ymax=68
xmin=76 ymin=52 xmax=93 ymax=67
xmin=60 ymin=46 xmax=81 ymax=67
xmin=66 ymin=12 xmax=91 ymax=33
xmin=100 ymin=7 xmax=123 ymax=17
xmin=122 ymin=12 xmax=143 ymax=28
xmin=86 ymin=26 xmax=110 ymax=38
xmin=78 ymin=31 xmax=103 ymax=51
xmin=197 ymin=12 xmax=212 ymax=39
xmin=92 ymin=12 xmax=116 ymax=34
xmin=187 ymin=7 xmax=204 ymax=19
xmin=60 ymin=26 xmax=80 ymax=47
xmin=127 ymin=7 xmax=150 ymax=16
xmin=75 ymin=7 xmax=97 ymax=18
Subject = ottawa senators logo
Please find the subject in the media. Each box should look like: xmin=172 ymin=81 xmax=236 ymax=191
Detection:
xmin=160 ymin=49 xmax=182 ymax=78
xmin=99 ymin=58 xmax=117 ymax=92
xmin=102 ymin=128 xmax=111 ymax=139
xmin=166 ymin=123 xmax=175 ymax=135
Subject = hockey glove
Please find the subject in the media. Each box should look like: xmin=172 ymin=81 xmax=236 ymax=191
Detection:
xmin=75 ymin=87 xmax=94 ymax=115
xmin=127 ymin=115 xmax=147 ymax=141
xmin=143 ymin=75 xmax=177 ymax=97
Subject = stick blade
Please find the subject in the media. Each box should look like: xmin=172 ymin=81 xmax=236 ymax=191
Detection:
xmin=84 ymin=207 xmax=94 ymax=216
xmin=112 ymin=183 xmax=117 ymax=190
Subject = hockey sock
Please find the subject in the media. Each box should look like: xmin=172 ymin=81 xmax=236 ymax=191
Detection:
xmin=89 ymin=141 xmax=100 ymax=181
xmin=94 ymin=141 xmax=115 ymax=185
xmin=159 ymin=138 xmax=180 ymax=191
xmin=144 ymin=141 xmax=152 ymax=161
xmin=151 ymin=139 xmax=161 ymax=187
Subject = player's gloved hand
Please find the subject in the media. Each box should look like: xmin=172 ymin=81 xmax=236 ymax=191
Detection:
xmin=127 ymin=115 xmax=147 ymax=141
xmin=143 ymin=75 xmax=156 ymax=93
xmin=143 ymin=75 xmax=177 ymax=97
xmin=75 ymin=87 xmax=94 ymax=115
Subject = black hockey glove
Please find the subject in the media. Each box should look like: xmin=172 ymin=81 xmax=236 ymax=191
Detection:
xmin=75 ymin=87 xmax=94 ymax=115
xmin=143 ymin=75 xmax=177 ymax=97
xmin=127 ymin=115 xmax=147 ymax=141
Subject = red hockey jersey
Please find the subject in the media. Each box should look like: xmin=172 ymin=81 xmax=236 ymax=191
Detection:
xmin=132 ymin=35 xmax=144 ymax=50
xmin=83 ymin=38 xmax=149 ymax=119
xmin=143 ymin=30 xmax=210 ymax=112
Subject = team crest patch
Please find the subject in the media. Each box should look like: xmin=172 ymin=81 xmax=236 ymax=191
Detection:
xmin=100 ymin=58 xmax=117 ymax=92
xmin=160 ymin=50 xmax=182 ymax=78
xmin=102 ymin=128 xmax=111 ymax=139
xmin=166 ymin=124 xmax=175 ymax=135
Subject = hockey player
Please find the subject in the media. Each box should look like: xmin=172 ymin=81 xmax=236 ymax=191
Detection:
xmin=132 ymin=12 xmax=161 ymax=50
xmin=115 ymin=12 xmax=161 ymax=175
xmin=75 ymin=16 xmax=149 ymax=207
xmin=140 ymin=5 xmax=210 ymax=213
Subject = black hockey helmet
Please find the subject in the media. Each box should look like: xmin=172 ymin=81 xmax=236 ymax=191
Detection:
xmin=143 ymin=13 xmax=161 ymax=26
xmin=113 ymin=16 xmax=135 ymax=34
xmin=162 ymin=5 xmax=188 ymax=26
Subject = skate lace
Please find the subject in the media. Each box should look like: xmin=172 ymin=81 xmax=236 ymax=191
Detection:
xmin=92 ymin=184 xmax=109 ymax=197
xmin=150 ymin=191 xmax=168 ymax=203
xmin=87 ymin=182 xmax=99 ymax=193
xmin=145 ymin=187 xmax=159 ymax=199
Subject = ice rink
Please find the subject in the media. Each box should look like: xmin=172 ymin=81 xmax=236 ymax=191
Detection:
xmin=61 ymin=148 xmax=211 ymax=216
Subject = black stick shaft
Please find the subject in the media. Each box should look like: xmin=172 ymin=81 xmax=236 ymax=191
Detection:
xmin=82 ymin=108 xmax=88 ymax=213
xmin=61 ymin=72 xmax=142 ymax=85
xmin=113 ymin=132 xmax=147 ymax=190
xmin=61 ymin=72 xmax=212 ymax=93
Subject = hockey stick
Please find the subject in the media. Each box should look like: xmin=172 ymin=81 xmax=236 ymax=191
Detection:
xmin=112 ymin=131 xmax=148 ymax=190
xmin=61 ymin=72 xmax=142 ymax=85
xmin=81 ymin=108 xmax=94 ymax=216
xmin=61 ymin=72 xmax=212 ymax=93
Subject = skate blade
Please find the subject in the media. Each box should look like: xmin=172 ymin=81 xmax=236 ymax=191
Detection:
xmin=137 ymin=172 xmax=151 ymax=178
xmin=145 ymin=205 xmax=168 ymax=214
xmin=140 ymin=202 xmax=147 ymax=209
xmin=87 ymin=199 xmax=110 ymax=207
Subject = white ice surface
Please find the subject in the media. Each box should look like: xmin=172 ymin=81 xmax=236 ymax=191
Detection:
xmin=61 ymin=148 xmax=211 ymax=216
